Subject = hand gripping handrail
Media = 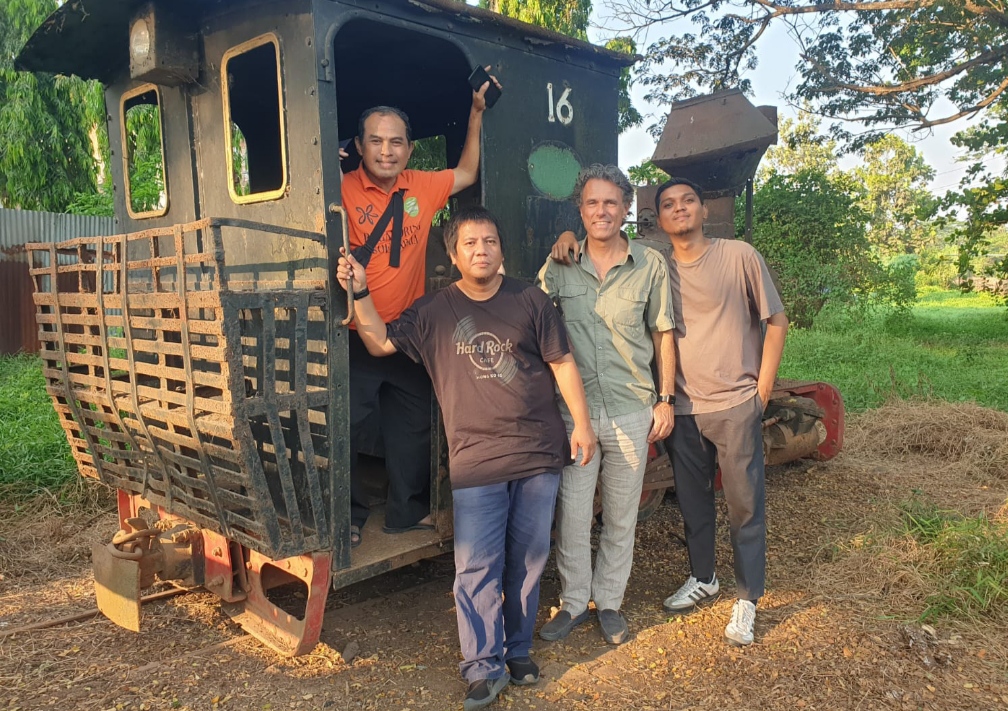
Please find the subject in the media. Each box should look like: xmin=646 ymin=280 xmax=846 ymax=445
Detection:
xmin=328 ymin=203 xmax=354 ymax=326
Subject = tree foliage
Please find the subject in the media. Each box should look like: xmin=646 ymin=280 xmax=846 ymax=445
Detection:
xmin=758 ymin=111 xmax=838 ymax=180
xmin=605 ymin=1 xmax=1008 ymax=140
xmin=125 ymin=102 xmax=166 ymax=213
xmin=854 ymin=134 xmax=937 ymax=257
xmin=0 ymin=0 xmax=106 ymax=212
xmin=943 ymin=106 xmax=1008 ymax=294
xmin=742 ymin=169 xmax=914 ymax=328
xmin=627 ymin=159 xmax=669 ymax=186
xmin=604 ymin=0 xmax=1008 ymax=296
xmin=485 ymin=0 xmax=593 ymax=40
xmin=760 ymin=112 xmax=937 ymax=259
xmin=478 ymin=0 xmax=642 ymax=132
xmin=605 ymin=35 xmax=643 ymax=132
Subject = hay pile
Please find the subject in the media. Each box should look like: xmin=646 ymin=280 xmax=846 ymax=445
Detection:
xmin=843 ymin=400 xmax=1008 ymax=482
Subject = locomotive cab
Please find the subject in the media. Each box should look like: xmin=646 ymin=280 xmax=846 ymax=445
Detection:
xmin=17 ymin=0 xmax=635 ymax=654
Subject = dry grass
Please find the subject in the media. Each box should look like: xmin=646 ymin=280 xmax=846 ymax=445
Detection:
xmin=0 ymin=479 xmax=113 ymax=586
xmin=805 ymin=400 xmax=1008 ymax=671
xmin=845 ymin=399 xmax=1008 ymax=483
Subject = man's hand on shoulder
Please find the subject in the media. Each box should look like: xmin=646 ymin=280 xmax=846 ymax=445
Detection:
xmin=550 ymin=231 xmax=581 ymax=265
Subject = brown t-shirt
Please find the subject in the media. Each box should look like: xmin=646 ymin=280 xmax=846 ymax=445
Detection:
xmin=386 ymin=277 xmax=571 ymax=489
xmin=664 ymin=238 xmax=784 ymax=415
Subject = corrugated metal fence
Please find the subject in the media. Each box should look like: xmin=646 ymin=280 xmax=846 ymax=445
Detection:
xmin=0 ymin=208 xmax=117 ymax=355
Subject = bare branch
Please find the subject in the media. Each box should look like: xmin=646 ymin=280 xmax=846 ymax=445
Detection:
xmin=801 ymin=47 xmax=1008 ymax=97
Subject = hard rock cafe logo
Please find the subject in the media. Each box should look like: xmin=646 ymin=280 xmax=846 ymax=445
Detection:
xmin=453 ymin=316 xmax=518 ymax=383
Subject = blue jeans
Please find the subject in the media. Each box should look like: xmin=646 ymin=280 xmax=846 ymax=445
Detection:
xmin=452 ymin=471 xmax=560 ymax=683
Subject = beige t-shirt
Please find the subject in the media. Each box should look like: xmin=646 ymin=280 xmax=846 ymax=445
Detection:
xmin=663 ymin=238 xmax=784 ymax=415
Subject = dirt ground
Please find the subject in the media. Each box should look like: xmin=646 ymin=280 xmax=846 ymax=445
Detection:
xmin=1 ymin=401 xmax=1007 ymax=711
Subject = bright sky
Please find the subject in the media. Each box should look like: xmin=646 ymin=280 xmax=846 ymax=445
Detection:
xmin=587 ymin=9 xmax=976 ymax=196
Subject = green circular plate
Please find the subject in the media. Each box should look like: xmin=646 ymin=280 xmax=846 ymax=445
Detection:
xmin=528 ymin=143 xmax=582 ymax=200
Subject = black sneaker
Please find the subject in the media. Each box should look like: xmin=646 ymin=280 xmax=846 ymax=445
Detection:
xmin=463 ymin=674 xmax=509 ymax=711
xmin=506 ymin=656 xmax=540 ymax=685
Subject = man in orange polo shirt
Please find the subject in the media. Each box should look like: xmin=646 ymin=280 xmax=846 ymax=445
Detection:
xmin=341 ymin=73 xmax=500 ymax=546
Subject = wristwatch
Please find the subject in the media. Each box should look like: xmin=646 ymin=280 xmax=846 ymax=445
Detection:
xmin=353 ymin=286 xmax=370 ymax=299
xmin=657 ymin=394 xmax=675 ymax=405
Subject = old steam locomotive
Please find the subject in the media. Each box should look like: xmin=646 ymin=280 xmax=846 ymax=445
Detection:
xmin=16 ymin=0 xmax=843 ymax=655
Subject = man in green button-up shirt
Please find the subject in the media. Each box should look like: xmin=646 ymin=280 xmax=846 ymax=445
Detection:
xmin=536 ymin=164 xmax=676 ymax=646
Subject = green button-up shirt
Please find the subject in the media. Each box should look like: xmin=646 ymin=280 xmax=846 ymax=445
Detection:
xmin=537 ymin=236 xmax=675 ymax=419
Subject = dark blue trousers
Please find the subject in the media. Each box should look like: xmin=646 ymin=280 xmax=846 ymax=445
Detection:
xmin=669 ymin=393 xmax=767 ymax=601
xmin=452 ymin=471 xmax=560 ymax=683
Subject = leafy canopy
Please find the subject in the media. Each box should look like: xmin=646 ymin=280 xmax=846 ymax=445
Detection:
xmin=742 ymin=168 xmax=915 ymax=328
xmin=477 ymin=0 xmax=643 ymax=132
xmin=0 ymin=0 xmax=107 ymax=212
xmin=604 ymin=0 xmax=1008 ymax=295
xmin=604 ymin=1 xmax=1008 ymax=142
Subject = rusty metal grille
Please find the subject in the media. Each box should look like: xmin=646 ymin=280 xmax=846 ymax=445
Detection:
xmin=27 ymin=218 xmax=332 ymax=559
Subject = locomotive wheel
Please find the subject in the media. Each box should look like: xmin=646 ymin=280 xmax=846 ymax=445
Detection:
xmin=637 ymin=487 xmax=666 ymax=522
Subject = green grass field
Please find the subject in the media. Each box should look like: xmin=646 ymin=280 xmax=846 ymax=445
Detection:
xmin=780 ymin=288 xmax=1008 ymax=412
xmin=0 ymin=353 xmax=76 ymax=499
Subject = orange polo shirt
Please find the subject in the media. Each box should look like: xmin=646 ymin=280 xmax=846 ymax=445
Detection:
xmin=341 ymin=166 xmax=455 ymax=323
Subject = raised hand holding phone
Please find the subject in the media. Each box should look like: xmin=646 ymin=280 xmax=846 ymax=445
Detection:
xmin=468 ymin=64 xmax=502 ymax=109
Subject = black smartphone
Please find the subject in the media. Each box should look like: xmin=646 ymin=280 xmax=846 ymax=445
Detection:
xmin=468 ymin=65 xmax=501 ymax=109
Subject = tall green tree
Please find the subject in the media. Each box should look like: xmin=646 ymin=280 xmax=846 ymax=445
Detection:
xmin=605 ymin=1 xmax=1006 ymax=139
xmin=758 ymin=111 xmax=839 ymax=181
xmin=759 ymin=113 xmax=937 ymax=258
xmin=743 ymin=169 xmax=912 ymax=328
xmin=627 ymin=160 xmax=668 ymax=186
xmin=854 ymin=134 xmax=937 ymax=257
xmin=485 ymin=0 xmax=592 ymax=40
xmin=0 ymin=0 xmax=106 ymax=212
xmin=943 ymin=106 xmax=1008 ymax=290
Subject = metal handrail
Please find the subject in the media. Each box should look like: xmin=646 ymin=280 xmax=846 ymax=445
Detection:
xmin=328 ymin=204 xmax=354 ymax=326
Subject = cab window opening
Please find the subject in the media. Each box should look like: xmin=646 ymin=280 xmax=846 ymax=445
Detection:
xmin=332 ymin=20 xmax=472 ymax=470
xmin=222 ymin=35 xmax=287 ymax=203
xmin=121 ymin=85 xmax=168 ymax=218
xmin=333 ymin=18 xmax=476 ymax=206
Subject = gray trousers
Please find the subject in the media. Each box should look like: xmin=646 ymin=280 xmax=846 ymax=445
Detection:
xmin=669 ymin=393 xmax=766 ymax=601
xmin=556 ymin=404 xmax=652 ymax=614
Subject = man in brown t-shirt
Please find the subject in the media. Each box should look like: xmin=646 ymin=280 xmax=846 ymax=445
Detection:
xmin=654 ymin=178 xmax=788 ymax=647
xmin=336 ymin=206 xmax=596 ymax=710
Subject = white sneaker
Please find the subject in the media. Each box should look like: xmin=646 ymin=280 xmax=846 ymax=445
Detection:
xmin=662 ymin=575 xmax=720 ymax=612
xmin=724 ymin=599 xmax=756 ymax=646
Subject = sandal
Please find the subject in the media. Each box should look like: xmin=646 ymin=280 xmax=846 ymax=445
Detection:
xmin=350 ymin=524 xmax=362 ymax=548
